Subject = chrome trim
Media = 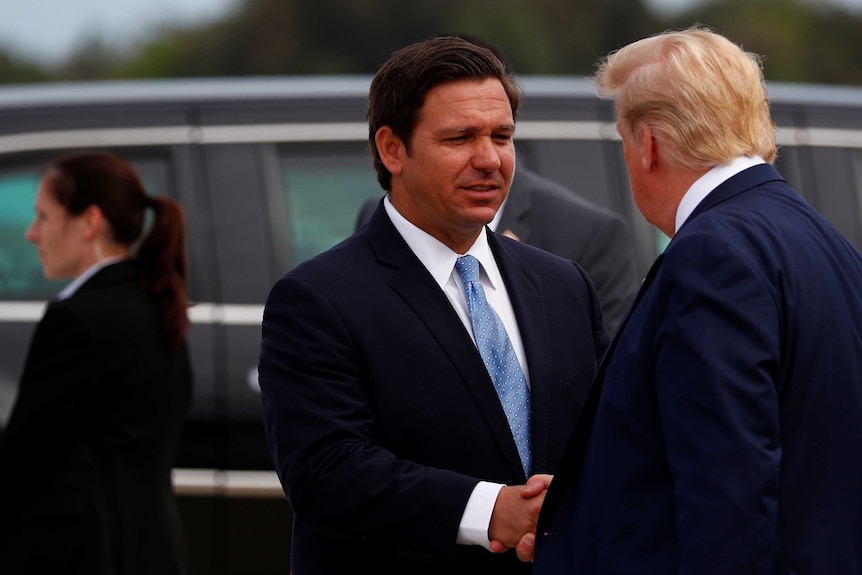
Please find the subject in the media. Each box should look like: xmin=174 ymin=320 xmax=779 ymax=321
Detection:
xmin=514 ymin=121 xmax=621 ymax=141
xmin=774 ymin=126 xmax=862 ymax=148
xmin=0 ymin=126 xmax=192 ymax=155
xmin=172 ymin=468 xmax=284 ymax=498
xmin=1 ymin=121 xmax=860 ymax=155
xmin=200 ymin=122 xmax=368 ymax=144
xmin=187 ymin=303 xmax=264 ymax=325
xmin=0 ymin=301 xmax=265 ymax=326
xmin=0 ymin=301 xmax=47 ymax=321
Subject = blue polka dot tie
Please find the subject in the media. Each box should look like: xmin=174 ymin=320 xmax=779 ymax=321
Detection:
xmin=455 ymin=255 xmax=532 ymax=475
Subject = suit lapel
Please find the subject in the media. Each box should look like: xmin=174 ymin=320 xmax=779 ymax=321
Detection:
xmin=544 ymin=251 xmax=665 ymax=510
xmin=366 ymin=208 xmax=529 ymax=478
xmin=598 ymin=252 xmax=665 ymax=373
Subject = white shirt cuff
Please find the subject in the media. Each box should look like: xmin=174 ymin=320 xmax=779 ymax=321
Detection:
xmin=456 ymin=481 xmax=505 ymax=550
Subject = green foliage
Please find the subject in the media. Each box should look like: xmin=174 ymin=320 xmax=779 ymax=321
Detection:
xmin=0 ymin=0 xmax=860 ymax=85
xmin=54 ymin=35 xmax=123 ymax=81
xmin=0 ymin=51 xmax=49 ymax=84
xmin=664 ymin=0 xmax=862 ymax=83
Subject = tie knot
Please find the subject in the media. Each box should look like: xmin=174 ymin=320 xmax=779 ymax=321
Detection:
xmin=455 ymin=255 xmax=480 ymax=284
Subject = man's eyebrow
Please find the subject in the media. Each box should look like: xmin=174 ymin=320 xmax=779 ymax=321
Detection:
xmin=436 ymin=123 xmax=516 ymax=136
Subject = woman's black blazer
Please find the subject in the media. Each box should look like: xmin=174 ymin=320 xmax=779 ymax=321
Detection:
xmin=0 ymin=260 xmax=193 ymax=575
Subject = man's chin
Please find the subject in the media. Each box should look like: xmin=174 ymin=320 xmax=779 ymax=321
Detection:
xmin=463 ymin=203 xmax=502 ymax=223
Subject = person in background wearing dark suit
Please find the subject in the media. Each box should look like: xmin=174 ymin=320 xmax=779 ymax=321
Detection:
xmin=0 ymin=152 xmax=193 ymax=575
xmin=356 ymin=163 xmax=639 ymax=334
xmin=259 ymin=36 xmax=607 ymax=575
xmin=521 ymin=27 xmax=862 ymax=574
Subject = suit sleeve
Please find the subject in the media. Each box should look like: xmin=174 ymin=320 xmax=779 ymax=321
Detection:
xmin=655 ymin=232 xmax=781 ymax=574
xmin=258 ymin=274 xmax=479 ymax=554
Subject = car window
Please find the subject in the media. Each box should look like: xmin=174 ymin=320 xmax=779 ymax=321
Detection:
xmin=278 ymin=146 xmax=382 ymax=267
xmin=0 ymin=169 xmax=63 ymax=300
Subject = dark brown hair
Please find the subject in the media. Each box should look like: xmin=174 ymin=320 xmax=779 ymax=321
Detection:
xmin=367 ymin=35 xmax=523 ymax=191
xmin=46 ymin=152 xmax=189 ymax=350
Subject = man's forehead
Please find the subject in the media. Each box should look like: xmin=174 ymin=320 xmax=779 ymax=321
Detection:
xmin=418 ymin=81 xmax=514 ymax=124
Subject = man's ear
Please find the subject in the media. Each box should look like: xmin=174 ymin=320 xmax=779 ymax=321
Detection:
xmin=639 ymin=123 xmax=657 ymax=171
xmin=375 ymin=126 xmax=405 ymax=176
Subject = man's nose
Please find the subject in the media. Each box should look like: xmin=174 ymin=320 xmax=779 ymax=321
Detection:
xmin=472 ymin=139 xmax=503 ymax=172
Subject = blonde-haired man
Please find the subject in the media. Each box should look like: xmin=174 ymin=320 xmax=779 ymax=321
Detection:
xmin=526 ymin=27 xmax=862 ymax=574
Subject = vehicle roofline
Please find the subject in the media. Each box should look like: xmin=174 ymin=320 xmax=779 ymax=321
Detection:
xmin=2 ymin=75 xmax=861 ymax=110
xmin=0 ymin=75 xmax=375 ymax=108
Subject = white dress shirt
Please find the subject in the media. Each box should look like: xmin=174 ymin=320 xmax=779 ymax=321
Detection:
xmin=383 ymin=197 xmax=525 ymax=550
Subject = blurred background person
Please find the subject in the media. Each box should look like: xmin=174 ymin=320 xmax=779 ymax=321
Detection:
xmin=0 ymin=152 xmax=193 ymax=575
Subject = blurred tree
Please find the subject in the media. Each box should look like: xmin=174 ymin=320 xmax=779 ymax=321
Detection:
xmin=0 ymin=51 xmax=49 ymax=84
xmin=112 ymin=0 xmax=658 ymax=77
xmin=0 ymin=0 xmax=860 ymax=85
xmin=666 ymin=0 xmax=862 ymax=84
xmin=55 ymin=36 xmax=123 ymax=81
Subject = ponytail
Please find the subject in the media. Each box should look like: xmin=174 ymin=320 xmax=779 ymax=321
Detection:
xmin=136 ymin=196 xmax=190 ymax=351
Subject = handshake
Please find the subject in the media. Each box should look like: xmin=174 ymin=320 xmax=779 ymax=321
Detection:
xmin=488 ymin=473 xmax=553 ymax=563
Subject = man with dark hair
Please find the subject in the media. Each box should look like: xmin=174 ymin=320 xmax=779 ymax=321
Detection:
xmin=259 ymin=36 xmax=607 ymax=574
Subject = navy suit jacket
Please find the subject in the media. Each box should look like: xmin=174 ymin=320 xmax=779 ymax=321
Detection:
xmin=534 ymin=164 xmax=862 ymax=574
xmin=259 ymin=203 xmax=607 ymax=574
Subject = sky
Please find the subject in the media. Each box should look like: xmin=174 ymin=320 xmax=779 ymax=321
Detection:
xmin=2 ymin=0 xmax=862 ymax=65
xmin=1 ymin=0 xmax=239 ymax=64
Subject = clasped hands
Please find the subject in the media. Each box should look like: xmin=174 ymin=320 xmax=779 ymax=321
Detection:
xmin=487 ymin=473 xmax=551 ymax=562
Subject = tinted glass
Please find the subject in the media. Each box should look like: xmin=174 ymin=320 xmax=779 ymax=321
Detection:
xmin=0 ymin=169 xmax=63 ymax=299
xmin=278 ymin=144 xmax=382 ymax=267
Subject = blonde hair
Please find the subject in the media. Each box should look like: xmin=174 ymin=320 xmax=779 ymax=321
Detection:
xmin=594 ymin=26 xmax=777 ymax=169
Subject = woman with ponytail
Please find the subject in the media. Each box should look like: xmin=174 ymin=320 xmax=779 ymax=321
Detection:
xmin=0 ymin=152 xmax=192 ymax=574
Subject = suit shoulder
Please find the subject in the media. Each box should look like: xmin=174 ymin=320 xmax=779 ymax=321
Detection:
xmin=518 ymin=169 xmax=622 ymax=222
xmin=497 ymin=232 xmax=590 ymax=277
xmin=536 ymin=185 xmax=623 ymax=226
xmin=273 ymin=232 xmax=373 ymax=292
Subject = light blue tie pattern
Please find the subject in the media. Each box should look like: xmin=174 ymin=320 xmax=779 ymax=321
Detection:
xmin=455 ymin=255 xmax=532 ymax=475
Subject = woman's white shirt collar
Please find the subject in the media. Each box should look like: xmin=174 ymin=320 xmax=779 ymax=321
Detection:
xmin=55 ymin=256 xmax=125 ymax=301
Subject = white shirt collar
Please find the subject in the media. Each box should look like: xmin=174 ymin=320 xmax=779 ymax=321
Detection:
xmin=674 ymin=155 xmax=765 ymax=233
xmin=487 ymin=160 xmax=514 ymax=232
xmin=488 ymin=196 xmax=506 ymax=232
xmin=383 ymin=196 xmax=503 ymax=290
xmin=56 ymin=256 xmax=125 ymax=301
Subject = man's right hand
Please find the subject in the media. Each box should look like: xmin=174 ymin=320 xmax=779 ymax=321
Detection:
xmin=487 ymin=474 xmax=552 ymax=555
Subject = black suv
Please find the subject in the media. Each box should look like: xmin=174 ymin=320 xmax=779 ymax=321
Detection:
xmin=1 ymin=77 xmax=861 ymax=574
